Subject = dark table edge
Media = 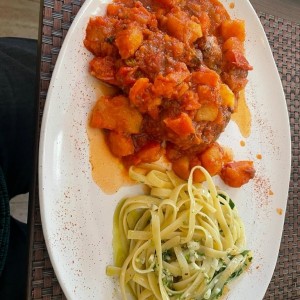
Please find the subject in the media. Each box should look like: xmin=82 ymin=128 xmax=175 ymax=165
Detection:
xmin=26 ymin=0 xmax=45 ymax=298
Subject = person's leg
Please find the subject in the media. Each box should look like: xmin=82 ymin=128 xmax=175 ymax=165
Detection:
xmin=0 ymin=167 xmax=10 ymax=275
xmin=0 ymin=216 xmax=27 ymax=300
xmin=0 ymin=37 xmax=37 ymax=300
xmin=0 ymin=37 xmax=37 ymax=199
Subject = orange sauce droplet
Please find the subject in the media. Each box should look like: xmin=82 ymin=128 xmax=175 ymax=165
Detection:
xmin=256 ymin=154 xmax=262 ymax=160
xmin=229 ymin=2 xmax=235 ymax=9
xmin=240 ymin=140 xmax=245 ymax=147
xmin=268 ymin=190 xmax=274 ymax=196
xmin=231 ymin=90 xmax=252 ymax=138
xmin=223 ymin=146 xmax=234 ymax=162
xmin=87 ymin=119 xmax=134 ymax=195
xmin=276 ymin=208 xmax=283 ymax=215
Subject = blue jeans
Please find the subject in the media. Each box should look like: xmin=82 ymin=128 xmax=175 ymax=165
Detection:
xmin=0 ymin=37 xmax=37 ymax=300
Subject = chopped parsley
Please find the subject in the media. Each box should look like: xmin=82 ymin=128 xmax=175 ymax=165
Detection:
xmin=105 ymin=36 xmax=115 ymax=44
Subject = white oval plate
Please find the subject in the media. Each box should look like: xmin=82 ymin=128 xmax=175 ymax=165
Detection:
xmin=39 ymin=0 xmax=291 ymax=299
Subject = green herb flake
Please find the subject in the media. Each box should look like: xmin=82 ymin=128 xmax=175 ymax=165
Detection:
xmin=218 ymin=193 xmax=226 ymax=199
xmin=229 ymin=198 xmax=235 ymax=209
xmin=162 ymin=250 xmax=172 ymax=262
xmin=229 ymin=268 xmax=243 ymax=280
xmin=125 ymin=58 xmax=136 ymax=67
xmin=241 ymin=250 xmax=250 ymax=256
xmin=105 ymin=36 xmax=115 ymax=44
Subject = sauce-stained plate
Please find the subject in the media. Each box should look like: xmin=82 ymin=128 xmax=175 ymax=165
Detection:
xmin=39 ymin=0 xmax=291 ymax=299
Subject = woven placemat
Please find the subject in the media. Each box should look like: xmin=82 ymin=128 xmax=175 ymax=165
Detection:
xmin=258 ymin=13 xmax=300 ymax=300
xmin=27 ymin=1 xmax=300 ymax=299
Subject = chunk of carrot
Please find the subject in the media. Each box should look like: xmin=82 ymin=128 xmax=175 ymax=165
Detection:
xmin=192 ymin=68 xmax=220 ymax=87
xmin=221 ymin=19 xmax=246 ymax=42
xmin=164 ymin=113 xmax=195 ymax=136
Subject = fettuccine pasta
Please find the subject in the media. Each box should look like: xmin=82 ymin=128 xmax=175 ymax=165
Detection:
xmin=107 ymin=165 xmax=252 ymax=300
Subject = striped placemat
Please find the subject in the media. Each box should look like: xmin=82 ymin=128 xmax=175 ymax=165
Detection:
xmin=27 ymin=1 xmax=300 ymax=299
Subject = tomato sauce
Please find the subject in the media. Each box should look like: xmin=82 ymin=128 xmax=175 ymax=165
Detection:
xmin=84 ymin=0 xmax=255 ymax=187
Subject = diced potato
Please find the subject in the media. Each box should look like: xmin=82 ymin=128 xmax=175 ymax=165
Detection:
xmin=177 ymin=82 xmax=190 ymax=98
xmin=107 ymin=131 xmax=135 ymax=157
xmin=193 ymin=169 xmax=206 ymax=183
xmin=84 ymin=17 xmax=106 ymax=40
xmin=172 ymin=155 xmax=206 ymax=182
xmin=83 ymin=17 xmax=117 ymax=57
xmin=187 ymin=20 xmax=203 ymax=44
xmin=166 ymin=13 xmax=186 ymax=41
xmin=221 ymin=19 xmax=246 ymax=42
xmin=135 ymin=142 xmax=163 ymax=163
xmin=115 ymin=26 xmax=143 ymax=59
xmin=90 ymin=95 xmax=142 ymax=134
xmin=219 ymin=84 xmax=235 ymax=110
xmin=172 ymin=156 xmax=190 ymax=180
xmin=220 ymin=161 xmax=255 ymax=187
xmin=223 ymin=37 xmax=244 ymax=53
xmin=189 ymin=156 xmax=206 ymax=183
xmin=200 ymin=143 xmax=224 ymax=176
xmin=165 ymin=11 xmax=202 ymax=44
xmin=195 ymin=103 xmax=219 ymax=122
xmin=123 ymin=141 xmax=163 ymax=166
xmin=106 ymin=4 xmax=120 ymax=16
